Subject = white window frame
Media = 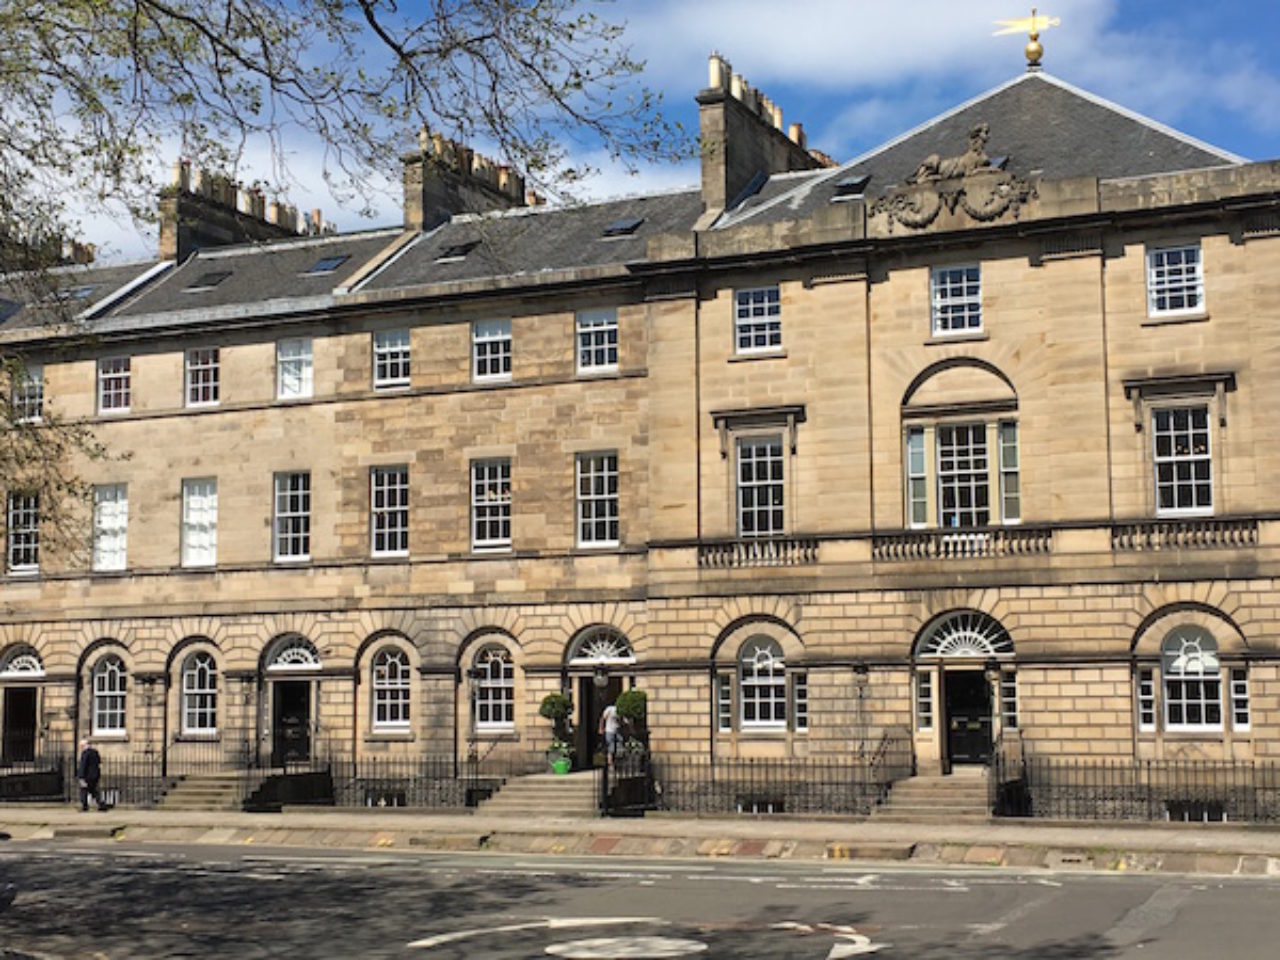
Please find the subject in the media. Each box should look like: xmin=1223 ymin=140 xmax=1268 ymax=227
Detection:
xmin=1231 ymin=668 xmax=1251 ymax=732
xmin=716 ymin=673 xmax=733 ymax=733
xmin=472 ymin=319 xmax=512 ymax=382
xmin=372 ymin=329 xmax=411 ymax=390
xmin=1000 ymin=670 xmax=1018 ymax=730
xmin=930 ymin=265 xmax=982 ymax=335
xmin=576 ymin=308 xmax=619 ymax=373
xmin=181 ymin=651 xmax=218 ymax=735
xmin=739 ymin=637 xmax=787 ymax=732
xmin=276 ymin=338 xmax=314 ymax=400
xmin=905 ymin=427 xmax=928 ymax=528
xmin=1162 ymin=629 xmax=1223 ymax=733
xmin=576 ymin=452 xmax=619 ymax=547
xmin=1146 ymin=242 xmax=1204 ymax=318
xmin=736 ymin=435 xmax=785 ymax=538
xmin=471 ymin=459 xmax=511 ymax=550
xmin=92 ymin=655 xmax=127 ymax=736
xmin=97 ymin=357 xmax=131 ymax=414
xmin=1152 ymin=405 xmax=1212 ymax=517
xmin=180 ymin=478 xmax=218 ymax=568
xmin=916 ymin=671 xmax=934 ymax=731
xmin=184 ymin=347 xmax=220 ymax=407
xmin=792 ymin=671 xmax=809 ymax=733
xmin=371 ymin=647 xmax=411 ymax=732
xmin=998 ymin=420 xmax=1020 ymax=524
xmin=733 ymin=286 xmax=782 ymax=354
xmin=11 ymin=362 xmax=43 ymax=423
xmin=473 ymin=646 xmax=516 ymax=733
xmin=6 ymin=492 xmax=39 ymax=574
xmin=937 ymin=423 xmax=990 ymax=528
xmin=1137 ymin=667 xmax=1156 ymax=733
xmin=91 ymin=483 xmax=128 ymax=572
xmin=273 ymin=471 xmax=312 ymax=562
xmin=370 ymin=466 xmax=409 ymax=557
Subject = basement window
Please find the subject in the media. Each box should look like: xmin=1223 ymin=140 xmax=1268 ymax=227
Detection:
xmin=303 ymin=254 xmax=349 ymax=275
xmin=436 ymin=240 xmax=480 ymax=263
xmin=601 ymin=216 xmax=644 ymax=238
xmin=183 ymin=271 xmax=232 ymax=293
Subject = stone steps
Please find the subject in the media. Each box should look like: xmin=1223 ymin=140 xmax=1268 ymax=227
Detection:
xmin=872 ymin=772 xmax=992 ymax=823
xmin=155 ymin=774 xmax=259 ymax=812
xmin=478 ymin=771 xmax=600 ymax=818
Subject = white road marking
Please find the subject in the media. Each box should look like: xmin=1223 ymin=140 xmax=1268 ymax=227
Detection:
xmin=545 ymin=936 xmax=707 ymax=958
xmin=408 ymin=917 xmax=664 ymax=950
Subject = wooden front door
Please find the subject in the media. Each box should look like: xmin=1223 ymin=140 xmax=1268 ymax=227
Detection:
xmin=944 ymin=670 xmax=992 ymax=765
xmin=577 ymin=675 xmax=623 ymax=769
xmin=1 ymin=687 xmax=37 ymax=764
xmin=271 ymin=680 xmax=311 ymax=766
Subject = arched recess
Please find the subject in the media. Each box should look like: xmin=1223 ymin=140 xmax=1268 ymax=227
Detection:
xmin=1131 ymin=602 xmax=1248 ymax=657
xmin=76 ymin=638 xmax=135 ymax=742
xmin=163 ymin=635 xmax=220 ymax=676
xmin=901 ymin=357 xmax=1017 ymax=412
xmin=913 ymin=609 xmax=1015 ymax=661
xmin=0 ymin=643 xmax=45 ymax=678
xmin=564 ymin=625 xmax=636 ymax=669
xmin=76 ymin=636 xmax=131 ymax=678
xmin=710 ymin=614 xmax=804 ymax=665
xmin=260 ymin=633 xmax=322 ymax=675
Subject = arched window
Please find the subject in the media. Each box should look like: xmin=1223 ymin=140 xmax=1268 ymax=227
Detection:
xmin=0 ymin=645 xmax=44 ymax=678
xmin=474 ymin=646 xmax=515 ymax=732
xmin=181 ymin=651 xmax=218 ymax=734
xmin=371 ymin=647 xmax=411 ymax=732
xmin=92 ymin=655 xmax=127 ymax=735
xmin=1162 ymin=629 xmax=1222 ymax=731
xmin=739 ymin=637 xmax=786 ymax=730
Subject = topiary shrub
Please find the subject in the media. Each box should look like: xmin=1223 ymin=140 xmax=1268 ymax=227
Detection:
xmin=539 ymin=692 xmax=574 ymax=744
xmin=615 ymin=689 xmax=647 ymax=726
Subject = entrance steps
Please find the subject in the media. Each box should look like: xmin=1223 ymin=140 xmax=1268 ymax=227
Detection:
xmin=476 ymin=771 xmax=600 ymax=818
xmin=156 ymin=772 xmax=260 ymax=812
xmin=872 ymin=769 xmax=991 ymax=824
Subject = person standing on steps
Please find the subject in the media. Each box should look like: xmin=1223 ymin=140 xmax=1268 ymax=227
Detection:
xmin=598 ymin=700 xmax=620 ymax=760
xmin=76 ymin=739 xmax=105 ymax=812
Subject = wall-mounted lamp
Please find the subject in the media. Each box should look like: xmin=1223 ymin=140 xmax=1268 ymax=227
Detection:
xmin=983 ymin=657 xmax=1000 ymax=683
xmin=593 ymin=666 xmax=610 ymax=689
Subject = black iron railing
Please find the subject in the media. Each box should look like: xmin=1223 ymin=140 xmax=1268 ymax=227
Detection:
xmin=990 ymin=751 xmax=1280 ymax=822
xmin=647 ymin=749 xmax=911 ymax=817
xmin=327 ymin=754 xmax=548 ymax=809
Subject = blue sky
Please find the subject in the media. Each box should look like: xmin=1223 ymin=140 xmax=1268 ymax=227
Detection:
xmin=92 ymin=0 xmax=1280 ymax=259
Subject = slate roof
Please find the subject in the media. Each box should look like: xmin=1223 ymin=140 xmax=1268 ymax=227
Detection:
xmin=358 ymin=189 xmax=702 ymax=292
xmin=108 ymin=228 xmax=402 ymax=322
xmin=719 ymin=71 xmax=1246 ymax=228
xmin=0 ymin=260 xmax=167 ymax=334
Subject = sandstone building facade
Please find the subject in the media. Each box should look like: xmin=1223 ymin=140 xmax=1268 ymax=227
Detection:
xmin=3 ymin=55 xmax=1279 ymax=781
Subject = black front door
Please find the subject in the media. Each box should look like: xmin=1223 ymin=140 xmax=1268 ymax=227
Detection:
xmin=944 ymin=671 xmax=992 ymax=765
xmin=577 ymin=675 xmax=623 ymax=769
xmin=272 ymin=681 xmax=311 ymax=766
xmin=1 ymin=688 xmax=37 ymax=764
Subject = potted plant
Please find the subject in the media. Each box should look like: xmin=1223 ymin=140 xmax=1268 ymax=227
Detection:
xmin=539 ymin=692 xmax=575 ymax=774
xmin=615 ymin=689 xmax=648 ymax=751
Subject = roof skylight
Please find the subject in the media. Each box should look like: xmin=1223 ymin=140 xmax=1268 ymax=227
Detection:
xmin=304 ymin=254 xmax=349 ymax=275
xmin=435 ymin=240 xmax=480 ymax=263
xmin=601 ymin=216 xmax=644 ymax=238
xmin=183 ymin=271 xmax=232 ymax=292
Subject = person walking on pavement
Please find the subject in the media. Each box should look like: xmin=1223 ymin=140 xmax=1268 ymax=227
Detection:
xmin=598 ymin=701 xmax=620 ymax=759
xmin=77 ymin=739 xmax=105 ymax=812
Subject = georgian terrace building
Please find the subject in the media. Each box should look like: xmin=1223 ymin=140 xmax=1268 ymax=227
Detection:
xmin=2 ymin=52 xmax=1280 ymax=782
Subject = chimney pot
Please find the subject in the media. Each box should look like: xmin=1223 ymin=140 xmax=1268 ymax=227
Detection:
xmin=789 ymin=123 xmax=806 ymax=149
xmin=771 ymin=103 xmax=783 ymax=129
xmin=708 ymin=53 xmax=728 ymax=90
xmin=730 ymin=73 xmax=745 ymax=99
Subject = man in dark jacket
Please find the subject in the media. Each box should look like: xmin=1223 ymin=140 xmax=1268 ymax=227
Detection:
xmin=77 ymin=739 xmax=104 ymax=812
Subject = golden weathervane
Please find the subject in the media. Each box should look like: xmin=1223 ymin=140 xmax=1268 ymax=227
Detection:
xmin=994 ymin=8 xmax=1060 ymax=71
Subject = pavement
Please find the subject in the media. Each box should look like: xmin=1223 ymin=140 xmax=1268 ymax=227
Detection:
xmin=5 ymin=803 xmax=1280 ymax=878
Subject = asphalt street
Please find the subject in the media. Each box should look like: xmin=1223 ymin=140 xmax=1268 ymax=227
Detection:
xmin=0 ymin=840 xmax=1277 ymax=958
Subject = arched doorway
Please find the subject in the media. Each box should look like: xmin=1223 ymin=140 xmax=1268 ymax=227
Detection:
xmin=564 ymin=627 xmax=635 ymax=767
xmin=262 ymin=635 xmax=321 ymax=766
xmin=0 ymin=645 xmax=44 ymax=763
xmin=914 ymin=611 xmax=1013 ymax=768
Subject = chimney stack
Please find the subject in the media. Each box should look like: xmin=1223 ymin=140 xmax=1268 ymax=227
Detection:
xmin=696 ymin=53 xmax=824 ymax=214
xmin=158 ymin=159 xmax=305 ymax=261
xmin=403 ymin=129 xmax=527 ymax=230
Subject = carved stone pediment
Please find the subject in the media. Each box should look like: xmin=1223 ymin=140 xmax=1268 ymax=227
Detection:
xmin=870 ymin=167 xmax=1038 ymax=233
xmin=869 ymin=123 xmax=1038 ymax=233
